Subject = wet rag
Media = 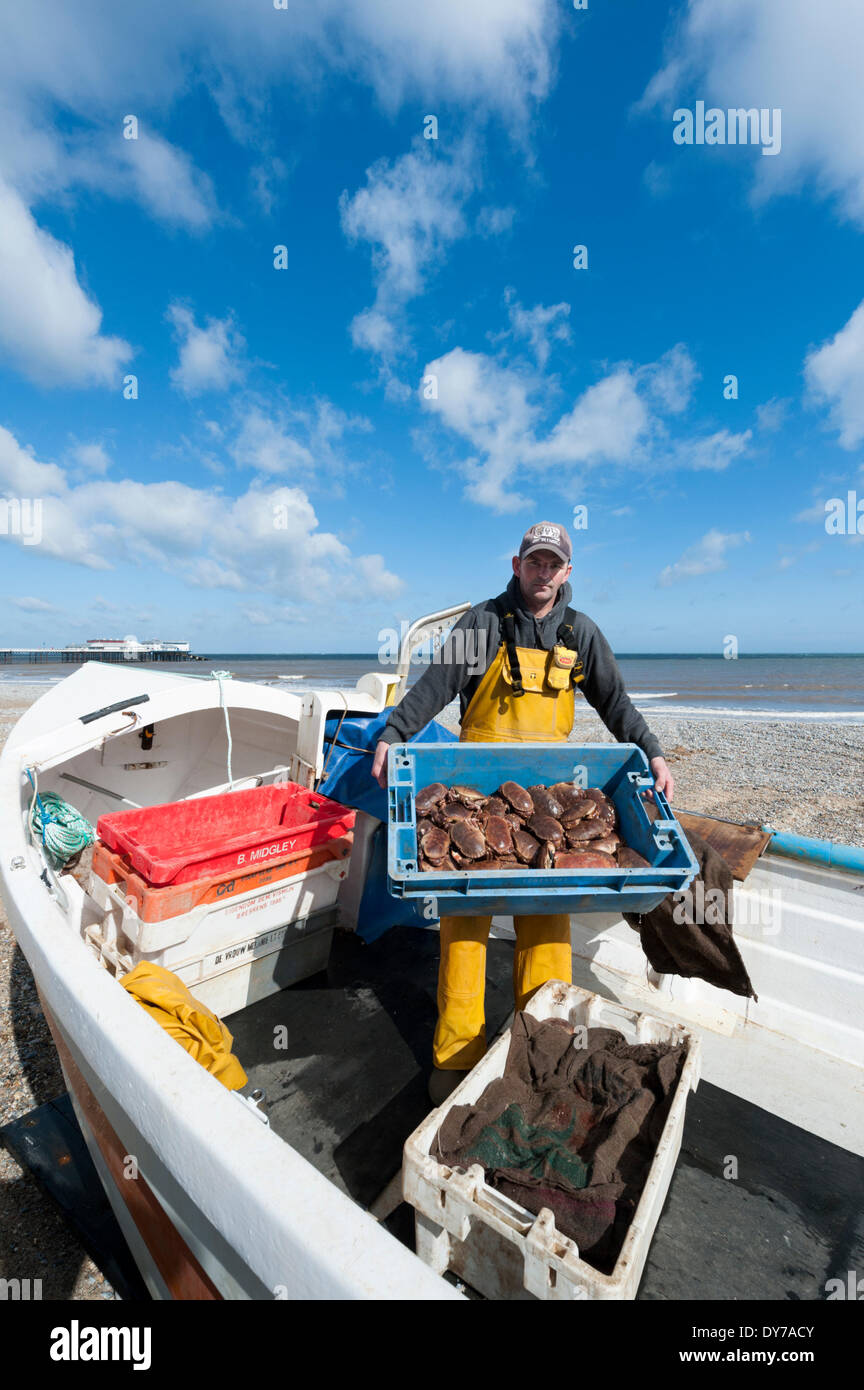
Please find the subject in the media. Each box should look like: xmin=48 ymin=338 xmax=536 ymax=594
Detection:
xmin=433 ymin=1012 xmax=685 ymax=1273
xmin=624 ymin=827 xmax=757 ymax=1000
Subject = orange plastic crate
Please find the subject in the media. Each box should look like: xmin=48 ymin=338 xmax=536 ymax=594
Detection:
xmin=91 ymin=832 xmax=353 ymax=923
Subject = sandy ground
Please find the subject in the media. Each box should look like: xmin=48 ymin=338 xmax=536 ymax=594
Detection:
xmin=1 ymin=682 xmax=862 ymax=1299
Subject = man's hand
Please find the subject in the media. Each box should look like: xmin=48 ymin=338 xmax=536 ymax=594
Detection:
xmin=649 ymin=755 xmax=674 ymax=802
xmin=372 ymin=739 xmax=390 ymax=789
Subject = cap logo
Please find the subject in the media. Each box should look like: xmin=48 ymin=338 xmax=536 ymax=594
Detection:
xmin=532 ymin=525 xmax=560 ymax=542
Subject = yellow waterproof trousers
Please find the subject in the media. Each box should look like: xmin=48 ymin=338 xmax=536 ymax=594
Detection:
xmin=432 ymin=912 xmax=572 ymax=1070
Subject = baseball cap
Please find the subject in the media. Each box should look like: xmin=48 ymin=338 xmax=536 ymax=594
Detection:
xmin=518 ymin=520 xmax=572 ymax=566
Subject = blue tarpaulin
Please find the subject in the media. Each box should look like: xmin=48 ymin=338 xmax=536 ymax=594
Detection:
xmin=318 ymin=710 xmax=454 ymax=943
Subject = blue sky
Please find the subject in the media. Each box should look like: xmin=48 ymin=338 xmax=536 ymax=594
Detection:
xmin=0 ymin=0 xmax=862 ymax=654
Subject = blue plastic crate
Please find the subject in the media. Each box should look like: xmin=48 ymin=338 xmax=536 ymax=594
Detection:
xmin=387 ymin=742 xmax=699 ymax=916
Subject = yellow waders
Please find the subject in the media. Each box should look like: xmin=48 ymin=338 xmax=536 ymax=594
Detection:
xmin=432 ymin=638 xmax=578 ymax=1070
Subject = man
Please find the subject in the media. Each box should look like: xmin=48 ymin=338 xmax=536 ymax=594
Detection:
xmin=371 ymin=520 xmax=673 ymax=1104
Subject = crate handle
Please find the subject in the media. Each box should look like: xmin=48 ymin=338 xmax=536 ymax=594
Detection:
xmin=474 ymin=1183 xmax=534 ymax=1234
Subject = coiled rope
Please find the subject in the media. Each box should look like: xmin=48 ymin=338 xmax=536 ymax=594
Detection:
xmin=26 ymin=768 xmax=95 ymax=869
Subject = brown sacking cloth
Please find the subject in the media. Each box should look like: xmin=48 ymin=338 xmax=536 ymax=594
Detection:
xmin=624 ymin=827 xmax=757 ymax=1000
xmin=432 ymin=1012 xmax=686 ymax=1274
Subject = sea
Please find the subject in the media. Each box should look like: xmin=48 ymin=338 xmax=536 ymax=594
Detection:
xmin=1 ymin=653 xmax=863 ymax=721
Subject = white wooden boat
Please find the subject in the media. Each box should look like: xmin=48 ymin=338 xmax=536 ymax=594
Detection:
xmin=1 ymin=649 xmax=862 ymax=1300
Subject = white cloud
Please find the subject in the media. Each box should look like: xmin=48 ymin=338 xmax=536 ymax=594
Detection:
xmin=340 ymin=140 xmax=478 ymax=362
xmin=121 ymin=131 xmax=217 ymax=231
xmin=229 ymin=398 xmax=371 ymax=478
xmin=9 ymin=595 xmax=59 ymax=612
xmin=658 ymin=529 xmax=751 ymax=586
xmin=639 ymin=344 xmax=699 ymax=415
xmin=476 ymin=205 xmax=517 ymax=237
xmin=167 ymin=303 xmax=247 ymax=397
xmin=421 ymin=347 xmax=539 ymax=511
xmin=804 ymin=300 xmax=864 ymax=448
xmin=755 ymin=396 xmax=790 ymax=433
xmin=421 ymin=337 xmax=751 ymax=514
xmin=642 ymin=0 xmax=864 ymax=226
xmin=354 ymin=553 xmax=404 ymax=597
xmin=0 ymin=178 xmax=131 ymax=387
xmin=69 ymin=442 xmax=111 ymax=475
xmin=501 ymin=292 xmax=571 ymax=368
xmin=241 ymin=605 xmax=302 ymax=627
xmin=0 ymin=424 xmax=405 ymax=604
xmin=794 ymin=503 xmax=825 ymax=524
xmin=0 ymin=4 xmax=559 ymax=388
xmin=0 ymin=0 xmax=559 ymax=336
xmin=675 ymin=428 xmax=753 ymax=471
xmin=533 ymin=372 xmax=650 ymax=467
xmin=231 ymin=407 xmax=314 ymax=477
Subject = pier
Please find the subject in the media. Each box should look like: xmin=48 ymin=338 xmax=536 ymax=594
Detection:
xmin=0 ymin=638 xmax=198 ymax=665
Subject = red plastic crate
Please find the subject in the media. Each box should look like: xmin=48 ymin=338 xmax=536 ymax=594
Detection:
xmin=91 ymin=833 xmax=353 ymax=922
xmin=97 ymin=783 xmax=355 ymax=886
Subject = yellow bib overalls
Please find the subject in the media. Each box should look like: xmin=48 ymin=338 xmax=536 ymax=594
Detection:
xmin=432 ymin=631 xmax=582 ymax=1070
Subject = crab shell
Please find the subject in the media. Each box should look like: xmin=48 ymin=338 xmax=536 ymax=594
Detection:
xmin=592 ymin=833 xmax=620 ymax=856
xmin=512 ymin=828 xmax=540 ymax=864
xmin=415 ymin=782 xmax=448 ymax=815
xmin=533 ymin=841 xmax=555 ymax=869
xmin=419 ymin=826 xmax=451 ymax=864
xmin=560 ymin=800 xmax=598 ymax=827
xmin=556 ymin=849 xmax=617 ymax=869
xmin=527 ymin=786 xmax=564 ymax=819
xmin=433 ymin=801 xmax=479 ymax=827
xmin=617 ymin=846 xmax=651 ymax=869
xmin=483 ymin=814 xmax=514 ymax=857
xmin=549 ymin=782 xmax=591 ymax=811
xmin=497 ymin=781 xmax=535 ymax=819
xmin=584 ymin=787 xmax=616 ymax=826
xmin=526 ymin=811 xmax=564 ymax=846
xmin=448 ymin=785 xmax=487 ymax=809
xmin=565 ymin=821 xmax=607 ymax=844
xmin=450 ymin=820 xmax=487 ymax=860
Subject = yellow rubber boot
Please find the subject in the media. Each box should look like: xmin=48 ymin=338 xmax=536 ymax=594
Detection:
xmin=432 ymin=914 xmax=493 ymax=1070
xmin=512 ymin=913 xmax=573 ymax=1013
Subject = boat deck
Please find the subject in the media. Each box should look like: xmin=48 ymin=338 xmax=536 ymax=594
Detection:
xmin=229 ymin=926 xmax=864 ymax=1300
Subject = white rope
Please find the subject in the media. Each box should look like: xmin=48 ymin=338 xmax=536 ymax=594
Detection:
xmin=210 ymin=669 xmax=235 ymax=789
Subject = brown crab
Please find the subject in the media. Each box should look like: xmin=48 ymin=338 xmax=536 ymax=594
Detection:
xmin=556 ymin=849 xmax=618 ymax=869
xmin=526 ymin=811 xmax=564 ymax=846
xmin=512 ymin=828 xmax=540 ymax=864
xmin=415 ymin=782 xmax=448 ymax=815
xmin=497 ymin=781 xmax=535 ymax=820
xmin=617 ymin=846 xmax=650 ymax=869
xmin=482 ymin=814 xmax=514 ymax=857
xmin=565 ymin=820 xmax=608 ymax=845
xmin=527 ymin=785 xmax=564 ymax=819
xmin=584 ymin=787 xmax=617 ymax=827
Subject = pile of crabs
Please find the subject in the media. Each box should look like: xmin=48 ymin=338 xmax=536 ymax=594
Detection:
xmin=414 ymin=779 xmax=650 ymax=872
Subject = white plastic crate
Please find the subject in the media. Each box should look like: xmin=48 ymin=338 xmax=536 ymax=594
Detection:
xmin=403 ymin=980 xmax=701 ymax=1301
xmin=85 ymin=857 xmax=349 ymax=1015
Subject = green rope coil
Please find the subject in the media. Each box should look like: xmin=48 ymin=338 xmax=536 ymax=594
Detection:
xmin=29 ymin=790 xmax=95 ymax=869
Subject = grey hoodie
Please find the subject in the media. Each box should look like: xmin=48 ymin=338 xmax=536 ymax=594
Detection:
xmin=379 ymin=574 xmax=663 ymax=762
